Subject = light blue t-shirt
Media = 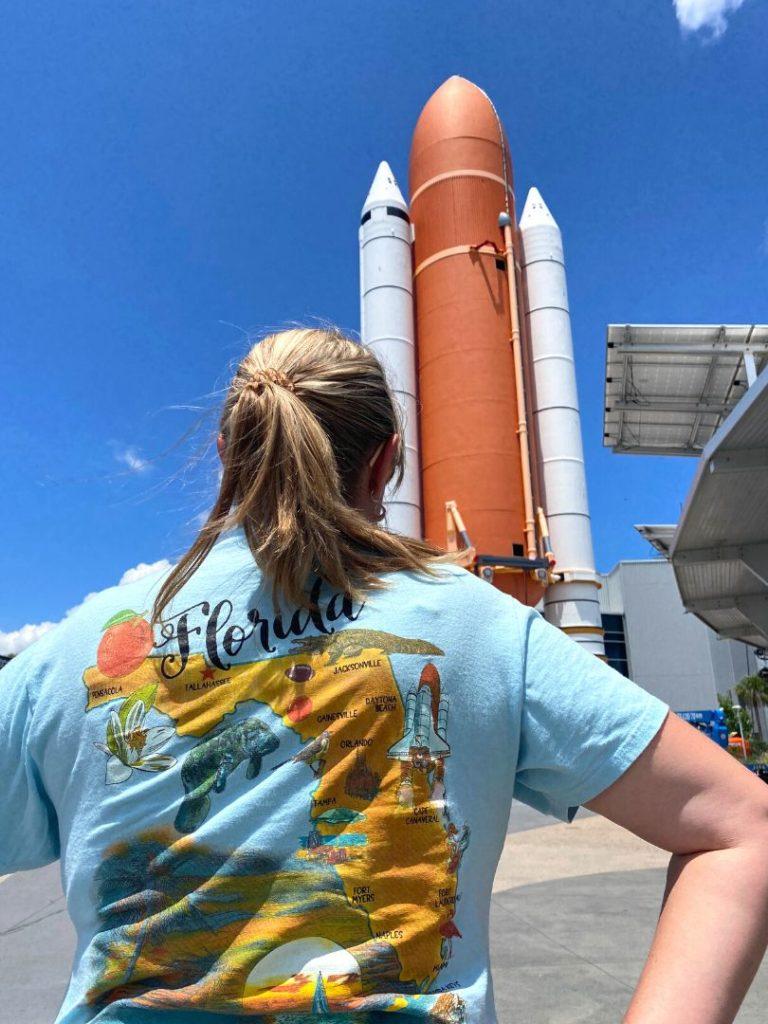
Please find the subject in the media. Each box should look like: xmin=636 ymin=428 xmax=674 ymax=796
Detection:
xmin=0 ymin=528 xmax=669 ymax=1024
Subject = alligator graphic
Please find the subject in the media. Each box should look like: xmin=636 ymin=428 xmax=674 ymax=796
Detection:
xmin=175 ymin=715 xmax=280 ymax=833
xmin=290 ymin=629 xmax=444 ymax=665
xmin=314 ymin=807 xmax=365 ymax=825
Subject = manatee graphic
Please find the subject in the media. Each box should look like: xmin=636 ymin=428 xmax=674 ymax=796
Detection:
xmin=175 ymin=715 xmax=280 ymax=833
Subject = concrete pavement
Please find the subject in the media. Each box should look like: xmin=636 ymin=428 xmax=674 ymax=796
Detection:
xmin=492 ymin=866 xmax=768 ymax=1023
xmin=491 ymin=808 xmax=768 ymax=1022
xmin=0 ymin=863 xmax=73 ymax=1023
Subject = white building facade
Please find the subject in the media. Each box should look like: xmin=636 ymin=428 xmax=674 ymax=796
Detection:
xmin=598 ymin=558 xmax=761 ymax=716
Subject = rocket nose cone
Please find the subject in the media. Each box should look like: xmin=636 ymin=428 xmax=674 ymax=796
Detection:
xmin=362 ymin=160 xmax=408 ymax=215
xmin=410 ymin=76 xmax=513 ymax=193
xmin=419 ymin=663 xmax=441 ymax=689
xmin=411 ymin=76 xmax=503 ymax=153
xmin=520 ymin=187 xmax=558 ymax=230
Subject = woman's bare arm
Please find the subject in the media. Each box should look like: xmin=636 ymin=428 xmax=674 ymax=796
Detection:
xmin=585 ymin=710 xmax=768 ymax=1024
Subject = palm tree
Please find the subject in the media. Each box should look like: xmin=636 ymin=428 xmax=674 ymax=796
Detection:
xmin=735 ymin=675 xmax=768 ymax=741
xmin=718 ymin=693 xmax=752 ymax=740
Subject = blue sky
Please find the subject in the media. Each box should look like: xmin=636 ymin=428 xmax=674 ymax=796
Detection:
xmin=2 ymin=0 xmax=766 ymax=646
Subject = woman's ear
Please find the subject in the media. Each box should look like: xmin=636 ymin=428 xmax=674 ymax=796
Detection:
xmin=217 ymin=433 xmax=226 ymax=463
xmin=369 ymin=433 xmax=400 ymax=499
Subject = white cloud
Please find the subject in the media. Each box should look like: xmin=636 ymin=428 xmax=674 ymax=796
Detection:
xmin=673 ymin=0 xmax=748 ymax=37
xmin=0 ymin=558 xmax=173 ymax=657
xmin=119 ymin=559 xmax=172 ymax=586
xmin=115 ymin=447 xmax=149 ymax=473
xmin=0 ymin=621 xmax=58 ymax=656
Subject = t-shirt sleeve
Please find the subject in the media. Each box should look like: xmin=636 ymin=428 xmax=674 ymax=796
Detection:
xmin=0 ymin=653 xmax=60 ymax=871
xmin=513 ymin=607 xmax=670 ymax=823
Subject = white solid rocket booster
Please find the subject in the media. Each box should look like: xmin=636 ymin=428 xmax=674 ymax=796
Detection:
xmin=520 ymin=188 xmax=605 ymax=656
xmin=359 ymin=161 xmax=421 ymax=537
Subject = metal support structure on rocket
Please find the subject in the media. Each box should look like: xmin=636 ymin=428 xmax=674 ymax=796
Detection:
xmin=359 ymin=162 xmax=421 ymax=538
xmin=358 ymin=78 xmax=604 ymax=653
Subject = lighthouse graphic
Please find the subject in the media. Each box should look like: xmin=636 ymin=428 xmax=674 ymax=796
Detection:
xmin=312 ymin=972 xmax=330 ymax=1014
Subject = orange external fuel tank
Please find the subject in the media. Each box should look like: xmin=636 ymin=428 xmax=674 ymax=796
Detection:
xmin=409 ymin=76 xmax=545 ymax=605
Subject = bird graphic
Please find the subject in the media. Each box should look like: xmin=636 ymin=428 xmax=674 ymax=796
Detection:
xmin=271 ymin=730 xmax=331 ymax=777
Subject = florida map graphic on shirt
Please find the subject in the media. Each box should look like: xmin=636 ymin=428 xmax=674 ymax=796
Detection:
xmin=80 ymin=599 xmax=470 ymax=1022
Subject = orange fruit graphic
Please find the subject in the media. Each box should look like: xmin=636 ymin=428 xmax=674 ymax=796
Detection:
xmin=97 ymin=610 xmax=153 ymax=678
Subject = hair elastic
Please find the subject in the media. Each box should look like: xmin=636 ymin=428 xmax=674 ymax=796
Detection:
xmin=243 ymin=368 xmax=296 ymax=396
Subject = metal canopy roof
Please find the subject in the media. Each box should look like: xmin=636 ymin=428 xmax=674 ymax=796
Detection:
xmin=670 ymin=367 xmax=768 ymax=650
xmin=634 ymin=524 xmax=677 ymax=558
xmin=603 ymin=324 xmax=768 ymax=456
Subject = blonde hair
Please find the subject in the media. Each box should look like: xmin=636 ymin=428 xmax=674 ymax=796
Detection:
xmin=153 ymin=327 xmax=445 ymax=620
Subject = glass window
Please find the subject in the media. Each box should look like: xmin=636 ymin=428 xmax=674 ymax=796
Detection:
xmin=601 ymin=613 xmax=630 ymax=678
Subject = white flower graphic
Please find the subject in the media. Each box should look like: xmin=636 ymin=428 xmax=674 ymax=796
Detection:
xmin=94 ymin=699 xmax=176 ymax=785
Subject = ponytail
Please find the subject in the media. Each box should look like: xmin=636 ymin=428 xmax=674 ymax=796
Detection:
xmin=152 ymin=328 xmax=447 ymax=621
